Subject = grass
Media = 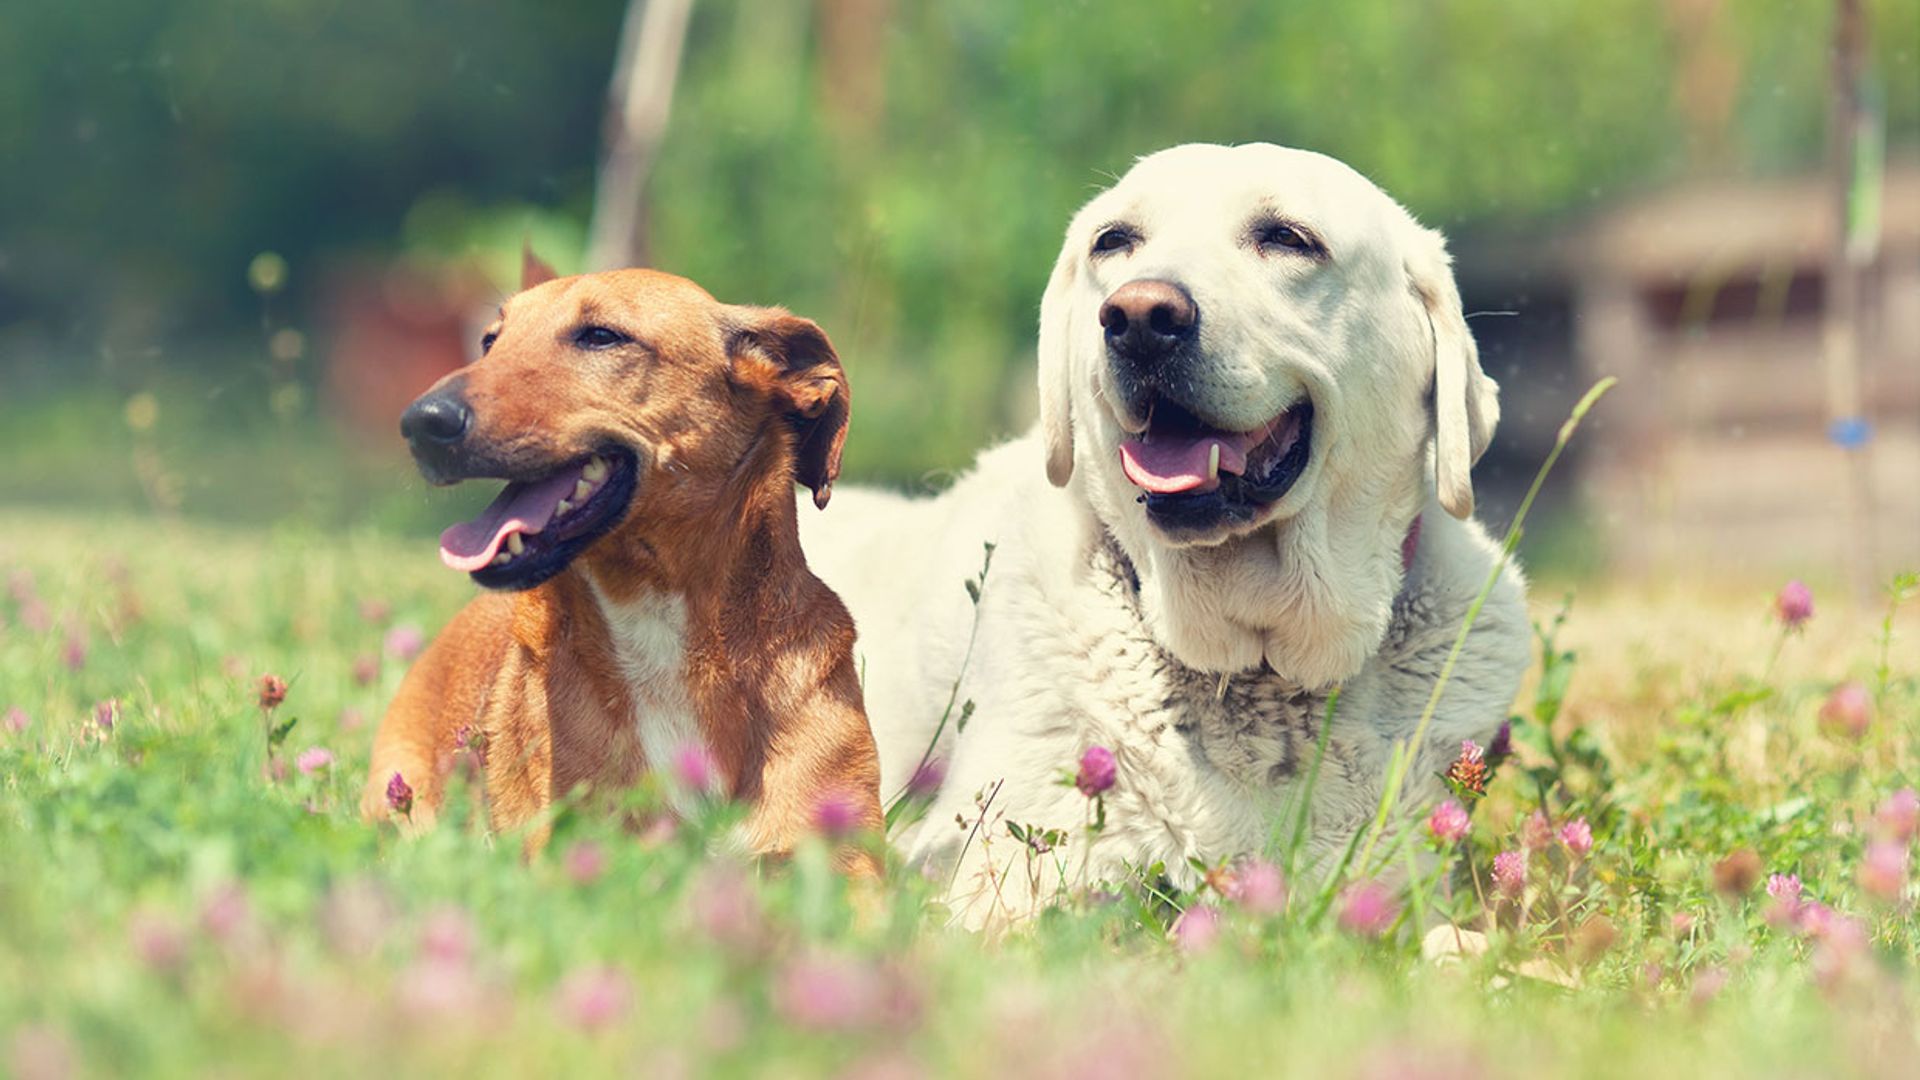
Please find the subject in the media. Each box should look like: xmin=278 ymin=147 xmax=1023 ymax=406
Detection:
xmin=1 ymin=506 xmax=1916 ymax=1079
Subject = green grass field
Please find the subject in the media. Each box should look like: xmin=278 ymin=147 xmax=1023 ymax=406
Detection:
xmin=1 ymin=507 xmax=1916 ymax=1079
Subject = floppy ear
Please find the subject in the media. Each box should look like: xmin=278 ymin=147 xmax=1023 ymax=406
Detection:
xmin=520 ymin=243 xmax=558 ymax=291
xmin=1406 ymin=228 xmax=1499 ymax=520
xmin=1036 ymin=229 xmax=1081 ymax=488
xmin=734 ymin=311 xmax=851 ymax=509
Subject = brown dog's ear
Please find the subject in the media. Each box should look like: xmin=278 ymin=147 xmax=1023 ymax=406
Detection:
xmin=732 ymin=311 xmax=851 ymax=509
xmin=520 ymin=243 xmax=558 ymax=291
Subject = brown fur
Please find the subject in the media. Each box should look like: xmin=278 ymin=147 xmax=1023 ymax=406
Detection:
xmin=359 ymin=264 xmax=882 ymax=874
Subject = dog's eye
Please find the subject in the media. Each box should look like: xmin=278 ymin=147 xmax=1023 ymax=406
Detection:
xmin=1255 ymin=222 xmax=1318 ymax=255
xmin=573 ymin=326 xmax=628 ymax=350
xmin=479 ymin=331 xmax=498 ymax=355
xmin=1092 ymin=226 xmax=1137 ymax=256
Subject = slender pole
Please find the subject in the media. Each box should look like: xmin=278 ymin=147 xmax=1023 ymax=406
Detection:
xmin=1824 ymin=0 xmax=1879 ymax=600
xmin=587 ymin=0 xmax=696 ymax=271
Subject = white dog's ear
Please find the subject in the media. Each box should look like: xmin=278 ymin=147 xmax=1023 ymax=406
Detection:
xmin=1036 ymin=233 xmax=1080 ymax=488
xmin=1407 ymin=228 xmax=1499 ymax=520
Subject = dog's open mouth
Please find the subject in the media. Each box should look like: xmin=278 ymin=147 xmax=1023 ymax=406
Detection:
xmin=436 ymin=451 xmax=638 ymax=590
xmin=1118 ymin=397 xmax=1313 ymax=533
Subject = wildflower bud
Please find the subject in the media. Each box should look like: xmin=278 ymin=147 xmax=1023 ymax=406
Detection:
xmin=1491 ymin=850 xmax=1527 ymax=900
xmin=1172 ymin=904 xmax=1222 ymax=952
xmin=1521 ymin=810 xmax=1553 ymax=852
xmin=1337 ymin=881 xmax=1397 ymax=936
xmin=1444 ymin=740 xmax=1487 ymax=797
xmin=564 ymin=840 xmax=607 ymax=885
xmin=1559 ymin=817 xmax=1593 ymax=858
xmin=689 ymin=861 xmax=765 ymax=953
xmin=555 ymin=965 xmax=634 ymax=1031
xmin=256 ymin=673 xmax=288 ymax=711
xmin=62 ymin=633 xmax=87 ymax=673
xmin=295 ymin=747 xmax=333 ymax=775
xmin=1426 ymin=799 xmax=1471 ymax=844
xmin=671 ymin=743 xmax=718 ymax=796
xmin=358 ymin=598 xmax=392 ymax=625
xmin=1873 ymin=788 xmax=1918 ymax=843
xmin=811 ymin=789 xmax=863 ymax=840
xmin=1763 ymin=873 xmax=1803 ymax=928
xmin=1711 ymin=849 xmax=1762 ymax=897
xmin=3 ymin=706 xmax=28 ymax=734
xmin=1223 ymin=858 xmax=1287 ymax=916
xmin=1818 ymin=682 xmax=1871 ymax=740
xmin=904 ymin=757 xmax=946 ymax=801
xmin=1774 ymin=580 xmax=1814 ymax=629
xmin=129 ymin=908 xmax=187 ymax=972
xmin=1859 ymin=841 xmax=1909 ymax=902
xmin=93 ymin=699 xmax=118 ymax=734
xmin=386 ymin=771 xmax=415 ymax=817
xmin=350 ymin=654 xmax=379 ymax=687
xmin=418 ymin=907 xmax=475 ymax=967
xmin=1075 ymin=745 xmax=1117 ymax=798
xmin=1486 ymin=719 xmax=1513 ymax=763
xmin=1669 ymin=911 xmax=1695 ymax=936
xmin=384 ymin=624 xmax=425 ymax=663
xmin=200 ymin=882 xmax=251 ymax=943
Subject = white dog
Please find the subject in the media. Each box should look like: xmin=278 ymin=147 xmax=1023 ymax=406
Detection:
xmin=801 ymin=143 xmax=1529 ymax=926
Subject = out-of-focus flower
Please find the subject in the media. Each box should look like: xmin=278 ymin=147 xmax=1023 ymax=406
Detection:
xmin=2 ymin=706 xmax=28 ymax=734
xmin=1492 ymin=850 xmax=1527 ymax=899
xmin=386 ymin=771 xmax=414 ymax=817
xmin=19 ymin=599 xmax=52 ymax=634
xmin=350 ymin=654 xmax=379 ymax=687
xmin=689 ymin=861 xmax=764 ymax=953
xmin=418 ymin=907 xmax=475 ymax=966
xmin=564 ymin=840 xmax=606 ymax=885
xmin=1521 ymin=810 xmax=1553 ymax=852
xmin=1076 ymin=745 xmax=1117 ymax=797
xmin=358 ymin=598 xmax=391 ymax=625
xmin=7 ymin=1023 xmax=76 ymax=1080
xmin=1223 ymin=858 xmax=1287 ymax=916
xmin=5 ymin=570 xmax=34 ymax=605
xmin=1711 ymin=849 xmax=1762 ymax=897
xmin=384 ymin=624 xmax=425 ymax=663
xmin=812 ymin=789 xmax=864 ymax=840
xmin=1427 ymin=800 xmax=1471 ymax=844
xmin=672 ymin=743 xmax=717 ymax=795
xmin=129 ymin=908 xmax=187 ymax=972
xmin=338 ymin=707 xmax=365 ymax=732
xmin=1859 ymin=840 xmax=1909 ymax=902
xmin=61 ymin=633 xmax=87 ymax=673
xmin=295 ymin=747 xmax=333 ymax=775
xmin=1559 ymin=817 xmax=1593 ymax=858
xmin=555 ymin=966 xmax=634 ymax=1031
xmin=200 ymin=883 xmax=251 ymax=944
xmin=1818 ymin=682 xmax=1872 ymax=740
xmin=1763 ymin=873 xmax=1804 ymax=928
xmin=1690 ymin=965 xmax=1729 ymax=1006
xmin=1337 ymin=881 xmax=1398 ymax=936
xmin=1669 ymin=911 xmax=1695 ymax=936
xmin=1774 ymin=580 xmax=1814 ymax=629
xmin=453 ymin=724 xmax=489 ymax=769
xmin=256 ymin=673 xmax=288 ymax=710
xmin=92 ymin=700 xmax=117 ymax=735
xmin=905 ymin=757 xmax=946 ymax=800
xmin=1874 ymin=788 xmax=1919 ymax=843
xmin=773 ymin=951 xmax=882 ymax=1030
xmin=398 ymin=954 xmax=485 ymax=1021
xmin=1172 ymin=904 xmax=1222 ymax=952
xmin=320 ymin=878 xmax=395 ymax=958
xmin=1444 ymin=740 xmax=1487 ymax=797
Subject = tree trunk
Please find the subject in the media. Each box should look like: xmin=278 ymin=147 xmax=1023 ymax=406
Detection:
xmin=587 ymin=0 xmax=697 ymax=271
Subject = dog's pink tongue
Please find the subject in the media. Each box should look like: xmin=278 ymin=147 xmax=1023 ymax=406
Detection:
xmin=1118 ymin=434 xmax=1250 ymax=494
xmin=437 ymin=468 xmax=583 ymax=573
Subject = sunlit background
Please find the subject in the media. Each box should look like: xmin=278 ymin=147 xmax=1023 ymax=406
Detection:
xmin=3 ymin=0 xmax=1915 ymax=584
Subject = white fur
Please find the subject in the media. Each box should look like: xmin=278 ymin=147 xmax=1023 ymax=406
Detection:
xmin=801 ymin=144 xmax=1528 ymax=926
xmin=587 ymin=580 xmax=705 ymax=808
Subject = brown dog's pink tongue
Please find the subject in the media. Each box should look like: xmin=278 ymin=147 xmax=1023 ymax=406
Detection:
xmin=437 ymin=467 xmax=584 ymax=573
xmin=1119 ymin=434 xmax=1250 ymax=494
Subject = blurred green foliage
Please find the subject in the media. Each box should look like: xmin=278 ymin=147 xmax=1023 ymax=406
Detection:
xmin=1 ymin=0 xmax=1916 ymax=502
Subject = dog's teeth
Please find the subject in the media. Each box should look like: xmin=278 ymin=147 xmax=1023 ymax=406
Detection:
xmin=1207 ymin=443 xmax=1221 ymax=480
xmin=583 ymin=457 xmax=608 ymax=482
xmin=574 ymin=479 xmax=593 ymax=501
xmin=506 ymin=533 xmax=524 ymax=555
xmin=556 ymin=499 xmax=573 ymax=516
xmin=492 ymin=552 xmax=512 ymax=566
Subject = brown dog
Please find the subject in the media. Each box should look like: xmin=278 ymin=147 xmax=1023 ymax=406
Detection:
xmin=359 ymin=256 xmax=882 ymax=870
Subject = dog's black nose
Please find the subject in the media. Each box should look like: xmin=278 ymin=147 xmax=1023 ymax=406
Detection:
xmin=400 ymin=392 xmax=473 ymax=447
xmin=1101 ymin=279 xmax=1198 ymax=360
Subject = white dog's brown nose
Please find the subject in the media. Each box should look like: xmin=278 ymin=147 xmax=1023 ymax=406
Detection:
xmin=1101 ymin=279 xmax=1198 ymax=359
